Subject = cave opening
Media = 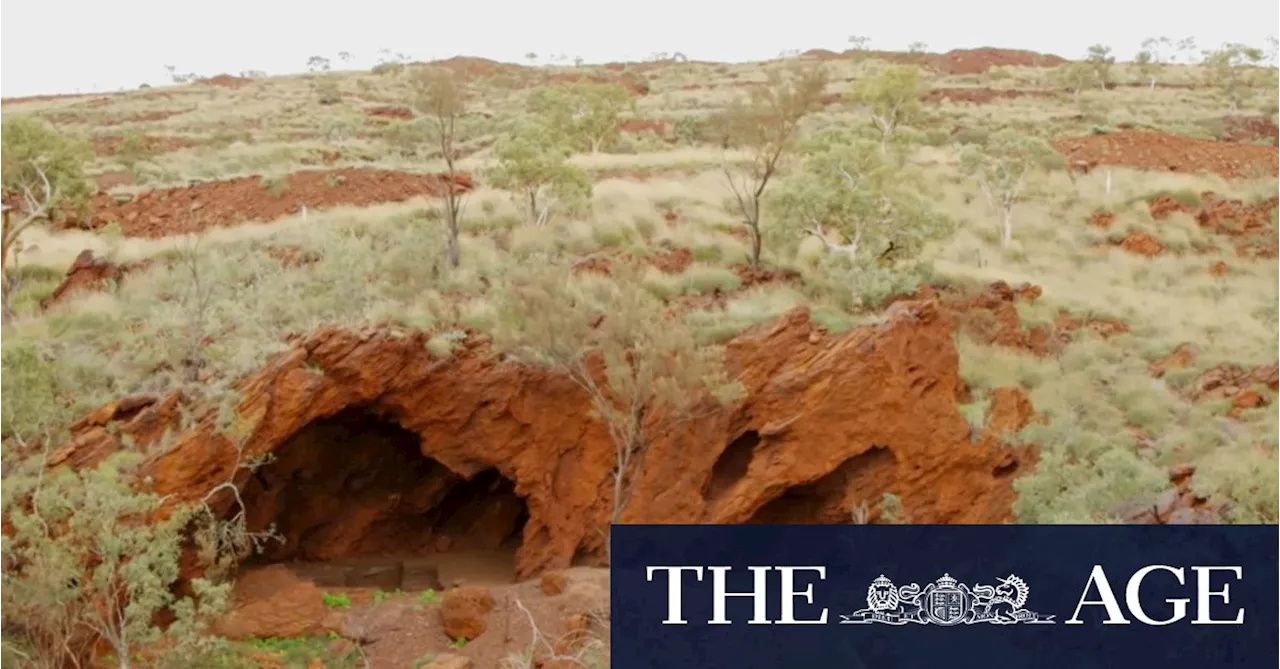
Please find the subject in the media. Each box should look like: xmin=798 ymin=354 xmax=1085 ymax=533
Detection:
xmin=703 ymin=430 xmax=760 ymax=503
xmin=237 ymin=407 xmax=528 ymax=588
xmin=745 ymin=446 xmax=896 ymax=524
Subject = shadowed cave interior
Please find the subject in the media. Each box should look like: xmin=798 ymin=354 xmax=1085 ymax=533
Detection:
xmin=745 ymin=445 xmax=897 ymax=524
xmin=238 ymin=408 xmax=529 ymax=588
xmin=701 ymin=428 xmax=900 ymax=524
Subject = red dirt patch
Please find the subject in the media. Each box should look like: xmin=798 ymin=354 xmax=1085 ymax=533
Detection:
xmin=905 ymin=281 xmax=1126 ymax=356
xmin=1117 ymin=231 xmax=1167 ymax=257
xmin=618 ymin=118 xmax=668 ymax=135
xmin=1112 ymin=465 xmax=1228 ymax=524
xmin=1051 ymin=129 xmax=1279 ymax=179
xmin=365 ymin=105 xmax=415 ymax=121
xmin=44 ymin=108 xmax=196 ymax=127
xmin=571 ymin=247 xmax=694 ymax=276
xmin=63 ymin=168 xmax=475 ymax=238
xmin=734 ymin=265 xmax=800 ymax=289
xmin=932 ymin=48 xmax=1066 ymax=75
xmin=215 ymin=565 xmax=343 ymax=640
xmin=200 ymin=74 xmax=253 ymax=89
xmin=1222 ymin=116 xmax=1279 ymax=145
xmin=425 ymin=56 xmax=521 ymax=79
xmin=800 ymin=49 xmax=845 ymax=60
xmin=298 ymin=569 xmax=609 ymax=669
xmin=40 ymin=244 xmax=321 ymax=309
xmin=116 ymin=109 xmax=191 ymax=124
xmin=420 ymin=57 xmax=648 ymax=95
xmin=266 ymin=245 xmax=323 ymax=268
xmin=1086 ymin=210 xmax=1115 ymax=229
xmin=39 ymin=250 xmax=150 ymax=309
xmin=1147 ymin=191 xmax=1279 ymax=258
xmin=94 ymin=171 xmax=136 ymax=190
xmin=1150 ymin=344 xmax=1198 ymax=379
xmin=1146 ymin=194 xmax=1189 ymax=220
xmin=805 ymin=47 xmax=1065 ymax=75
xmin=648 ymin=247 xmax=694 ymax=273
xmin=1207 ymin=260 xmax=1230 ymax=277
xmin=544 ymin=72 xmax=649 ymax=96
xmin=924 ymin=87 xmax=1055 ymax=104
xmin=1186 ymin=363 xmax=1278 ymax=417
xmin=91 ymin=134 xmax=199 ymax=157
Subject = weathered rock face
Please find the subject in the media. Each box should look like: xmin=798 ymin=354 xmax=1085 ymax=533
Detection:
xmin=53 ymin=299 xmax=1028 ymax=578
xmin=40 ymin=249 xmax=147 ymax=309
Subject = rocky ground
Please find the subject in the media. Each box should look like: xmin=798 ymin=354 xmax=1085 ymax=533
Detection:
xmin=3 ymin=45 xmax=1277 ymax=668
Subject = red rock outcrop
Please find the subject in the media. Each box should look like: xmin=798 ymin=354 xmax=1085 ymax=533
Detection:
xmin=1111 ymin=464 xmax=1227 ymax=524
xmin=40 ymin=250 xmax=150 ymax=309
xmin=48 ymin=300 xmax=1029 ymax=579
xmin=903 ymin=281 xmax=1125 ymax=356
xmin=1052 ymin=129 xmax=1278 ymax=179
xmin=63 ymin=168 xmax=475 ymax=237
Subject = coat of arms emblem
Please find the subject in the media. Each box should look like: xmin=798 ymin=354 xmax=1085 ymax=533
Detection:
xmin=840 ymin=573 xmax=1055 ymax=626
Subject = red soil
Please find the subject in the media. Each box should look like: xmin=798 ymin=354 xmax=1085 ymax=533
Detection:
xmin=1117 ymin=231 xmax=1167 ymax=257
xmin=1184 ymin=361 xmax=1278 ymax=417
xmin=1221 ymin=115 xmax=1279 ymax=145
xmin=571 ymin=247 xmax=694 ymax=277
xmin=1147 ymin=192 xmax=1279 ymax=258
xmin=924 ymin=87 xmax=1056 ymax=104
xmin=44 ymin=108 xmax=194 ymax=127
xmin=40 ymin=250 xmax=152 ymax=309
xmin=933 ymin=48 xmax=1067 ymax=74
xmin=1087 ymin=210 xmax=1115 ymax=229
xmin=802 ymin=47 xmax=1065 ymax=74
xmin=49 ymin=298 xmax=1030 ymax=585
xmin=544 ymin=72 xmax=649 ymax=96
xmin=901 ymin=281 xmax=1127 ymax=357
xmin=426 ymin=56 xmax=520 ymax=79
xmin=364 ymin=105 xmax=415 ymax=121
xmin=419 ymin=56 xmax=648 ymax=95
xmin=618 ymin=118 xmax=668 ymax=135
xmin=199 ymin=74 xmax=253 ymax=89
xmin=91 ymin=134 xmax=199 ymax=157
xmin=63 ymin=168 xmax=475 ymax=238
xmin=94 ymin=171 xmax=136 ymax=190
xmin=1052 ymin=129 xmax=1279 ymax=179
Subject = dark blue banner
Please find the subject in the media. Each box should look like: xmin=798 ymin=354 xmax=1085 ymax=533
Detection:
xmin=610 ymin=525 xmax=1278 ymax=669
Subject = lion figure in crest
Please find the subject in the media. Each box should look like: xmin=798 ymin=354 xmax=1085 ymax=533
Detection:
xmin=863 ymin=575 xmax=925 ymax=622
xmin=866 ymin=575 xmax=900 ymax=611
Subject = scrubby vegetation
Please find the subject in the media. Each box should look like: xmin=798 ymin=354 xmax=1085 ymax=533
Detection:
xmin=2 ymin=35 xmax=1277 ymax=666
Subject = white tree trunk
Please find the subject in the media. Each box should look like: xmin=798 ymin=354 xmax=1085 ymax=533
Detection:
xmin=1000 ymin=207 xmax=1014 ymax=247
xmin=1104 ymin=170 xmax=1112 ymax=196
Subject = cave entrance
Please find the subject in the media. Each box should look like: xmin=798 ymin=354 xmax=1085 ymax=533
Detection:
xmin=745 ymin=446 xmax=895 ymax=524
xmin=238 ymin=408 xmax=528 ymax=588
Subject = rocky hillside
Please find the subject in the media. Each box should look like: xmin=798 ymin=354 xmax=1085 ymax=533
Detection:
xmin=3 ymin=42 xmax=1277 ymax=668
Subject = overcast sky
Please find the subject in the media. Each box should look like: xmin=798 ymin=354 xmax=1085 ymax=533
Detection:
xmin=3 ymin=1 xmax=1277 ymax=97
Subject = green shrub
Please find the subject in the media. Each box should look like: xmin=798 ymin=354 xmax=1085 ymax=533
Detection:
xmin=1 ymin=454 xmax=234 ymax=668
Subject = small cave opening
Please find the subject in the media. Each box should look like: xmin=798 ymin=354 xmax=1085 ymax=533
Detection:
xmin=703 ymin=430 xmax=760 ymax=503
xmin=993 ymin=460 xmax=1019 ymax=478
xmin=746 ymin=446 xmax=896 ymax=524
xmin=238 ymin=408 xmax=528 ymax=588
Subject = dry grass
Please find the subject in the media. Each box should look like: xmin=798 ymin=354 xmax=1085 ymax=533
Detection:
xmin=3 ymin=53 xmax=1277 ymax=525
